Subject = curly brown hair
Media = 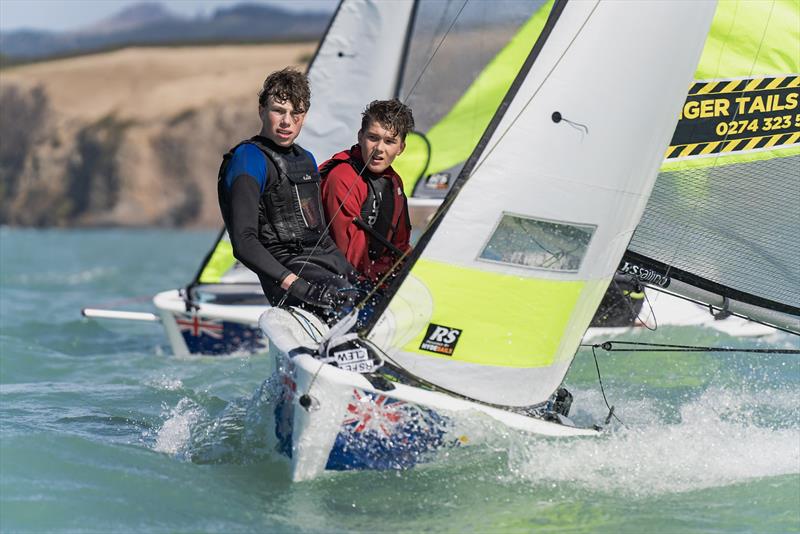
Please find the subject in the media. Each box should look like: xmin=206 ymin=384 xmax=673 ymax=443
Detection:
xmin=258 ymin=67 xmax=311 ymax=113
xmin=360 ymin=99 xmax=415 ymax=140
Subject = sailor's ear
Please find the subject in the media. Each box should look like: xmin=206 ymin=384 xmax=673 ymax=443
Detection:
xmin=398 ymin=139 xmax=406 ymax=155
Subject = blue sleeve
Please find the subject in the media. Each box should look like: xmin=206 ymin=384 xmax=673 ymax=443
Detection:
xmin=304 ymin=149 xmax=318 ymax=170
xmin=225 ymin=144 xmax=268 ymax=193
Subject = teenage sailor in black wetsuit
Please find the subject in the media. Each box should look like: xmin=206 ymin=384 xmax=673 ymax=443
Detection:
xmin=217 ymin=68 xmax=354 ymax=318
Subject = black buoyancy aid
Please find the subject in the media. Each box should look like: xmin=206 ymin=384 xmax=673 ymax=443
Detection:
xmin=218 ymin=136 xmax=326 ymax=257
xmin=320 ymin=157 xmax=401 ymax=260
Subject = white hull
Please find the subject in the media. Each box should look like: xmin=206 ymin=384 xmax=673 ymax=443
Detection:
xmin=152 ymin=289 xmax=269 ymax=357
xmin=260 ymin=307 xmax=597 ymax=481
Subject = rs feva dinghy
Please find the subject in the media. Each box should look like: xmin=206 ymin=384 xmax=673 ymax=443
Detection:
xmin=259 ymin=0 xmax=726 ymax=480
xmin=260 ymin=308 xmax=597 ymax=481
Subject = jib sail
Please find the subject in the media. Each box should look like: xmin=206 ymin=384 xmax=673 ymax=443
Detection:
xmin=366 ymin=0 xmax=716 ymax=406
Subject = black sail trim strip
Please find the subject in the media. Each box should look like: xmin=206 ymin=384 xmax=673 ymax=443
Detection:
xmin=365 ymin=0 xmax=570 ymax=334
xmin=303 ymin=0 xmax=343 ymax=75
xmin=393 ymin=0 xmax=420 ymax=100
xmin=623 ymin=250 xmax=800 ymax=316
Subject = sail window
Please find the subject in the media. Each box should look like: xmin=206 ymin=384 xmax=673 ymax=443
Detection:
xmin=479 ymin=213 xmax=595 ymax=272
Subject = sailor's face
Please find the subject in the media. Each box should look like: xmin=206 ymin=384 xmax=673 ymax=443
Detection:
xmin=358 ymin=120 xmax=405 ymax=174
xmin=260 ymin=97 xmax=306 ymax=147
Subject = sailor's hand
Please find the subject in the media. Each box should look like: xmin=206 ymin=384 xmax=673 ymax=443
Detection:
xmin=288 ymin=278 xmax=337 ymax=310
xmin=280 ymin=272 xmax=299 ymax=290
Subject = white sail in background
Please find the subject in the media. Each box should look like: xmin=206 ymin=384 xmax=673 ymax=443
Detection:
xmin=368 ymin=0 xmax=717 ymax=406
xmin=299 ymin=0 xmax=415 ymax=159
xmin=192 ymin=1 xmax=414 ymax=286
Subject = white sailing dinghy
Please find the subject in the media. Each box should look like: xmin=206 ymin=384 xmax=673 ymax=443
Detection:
xmin=260 ymin=0 xmax=722 ymax=481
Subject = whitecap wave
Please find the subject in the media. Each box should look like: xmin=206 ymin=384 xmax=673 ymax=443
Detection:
xmin=504 ymin=386 xmax=800 ymax=495
xmin=146 ymin=375 xmax=184 ymax=391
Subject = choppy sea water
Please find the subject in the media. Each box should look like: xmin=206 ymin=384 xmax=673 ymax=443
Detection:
xmin=1 ymin=228 xmax=798 ymax=533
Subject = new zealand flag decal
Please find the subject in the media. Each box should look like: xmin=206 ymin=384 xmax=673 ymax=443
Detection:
xmin=419 ymin=323 xmax=462 ymax=356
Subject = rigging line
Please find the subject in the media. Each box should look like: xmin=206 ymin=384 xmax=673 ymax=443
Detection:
xmin=583 ymin=340 xmax=800 ymax=354
xmin=638 ymin=289 xmax=658 ymax=331
xmin=603 ymin=279 xmax=658 ymax=332
xmin=356 ymin=0 xmax=602 ymax=314
xmin=276 ymin=145 xmax=379 ymax=308
xmin=591 ymin=345 xmax=625 ymax=427
xmin=282 ymin=307 xmax=326 ymax=403
xmin=286 ymin=307 xmax=324 ymax=342
xmin=657 ymin=0 xmax=777 ymax=285
xmin=398 ymin=0 xmax=469 ymax=103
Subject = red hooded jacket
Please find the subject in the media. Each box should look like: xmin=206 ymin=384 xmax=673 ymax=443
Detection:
xmin=320 ymin=145 xmax=411 ymax=281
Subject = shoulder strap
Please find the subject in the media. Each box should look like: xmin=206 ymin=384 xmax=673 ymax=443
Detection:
xmin=247 ymin=136 xmax=289 ymax=179
xmin=319 ymin=157 xmax=357 ymax=179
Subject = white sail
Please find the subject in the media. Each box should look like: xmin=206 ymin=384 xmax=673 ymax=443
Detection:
xmin=192 ymin=0 xmax=415 ymax=287
xmin=299 ymin=0 xmax=415 ymax=159
xmin=368 ymin=0 xmax=717 ymax=406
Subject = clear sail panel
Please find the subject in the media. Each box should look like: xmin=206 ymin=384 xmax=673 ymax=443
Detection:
xmin=629 ymin=154 xmax=800 ymax=310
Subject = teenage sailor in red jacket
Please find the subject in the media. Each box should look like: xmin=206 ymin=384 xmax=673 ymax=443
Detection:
xmin=320 ymin=99 xmax=414 ymax=283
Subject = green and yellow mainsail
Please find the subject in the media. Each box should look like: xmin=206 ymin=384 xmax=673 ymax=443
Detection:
xmin=627 ymin=0 xmax=800 ymax=325
xmin=367 ymin=0 xmax=716 ymax=406
xmin=393 ymin=0 xmax=555 ymax=193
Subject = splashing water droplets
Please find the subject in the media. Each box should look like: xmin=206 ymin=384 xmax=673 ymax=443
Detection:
xmin=153 ymin=398 xmax=205 ymax=456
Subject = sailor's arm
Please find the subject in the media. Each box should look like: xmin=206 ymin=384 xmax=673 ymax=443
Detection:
xmin=227 ymin=174 xmax=293 ymax=285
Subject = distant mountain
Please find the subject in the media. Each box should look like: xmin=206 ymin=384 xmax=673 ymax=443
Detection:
xmin=0 ymin=2 xmax=330 ymax=61
xmin=80 ymin=2 xmax=181 ymax=35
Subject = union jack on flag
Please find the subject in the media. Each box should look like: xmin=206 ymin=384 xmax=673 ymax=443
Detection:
xmin=342 ymin=389 xmax=406 ymax=437
xmin=176 ymin=314 xmax=224 ymax=339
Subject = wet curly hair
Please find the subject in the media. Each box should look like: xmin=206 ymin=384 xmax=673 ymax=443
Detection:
xmin=258 ymin=67 xmax=311 ymax=113
xmin=360 ymin=99 xmax=415 ymax=140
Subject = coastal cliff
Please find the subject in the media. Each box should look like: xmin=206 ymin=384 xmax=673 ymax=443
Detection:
xmin=0 ymin=43 xmax=314 ymax=227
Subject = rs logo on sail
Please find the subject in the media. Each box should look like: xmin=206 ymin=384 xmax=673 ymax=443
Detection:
xmin=420 ymin=324 xmax=463 ymax=356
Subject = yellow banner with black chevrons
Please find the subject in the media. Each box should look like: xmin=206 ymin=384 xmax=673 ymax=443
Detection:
xmin=666 ymin=75 xmax=800 ymax=159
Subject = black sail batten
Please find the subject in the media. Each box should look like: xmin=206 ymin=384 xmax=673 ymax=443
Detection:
xmin=393 ymin=0 xmax=420 ymax=100
xmin=622 ymin=250 xmax=800 ymax=317
xmin=364 ymin=0 xmax=570 ymax=335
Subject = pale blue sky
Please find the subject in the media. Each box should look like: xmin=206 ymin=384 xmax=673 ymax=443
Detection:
xmin=0 ymin=0 xmax=337 ymax=32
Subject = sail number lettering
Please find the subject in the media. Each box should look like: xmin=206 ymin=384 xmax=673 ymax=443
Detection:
xmin=332 ymin=347 xmax=375 ymax=373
